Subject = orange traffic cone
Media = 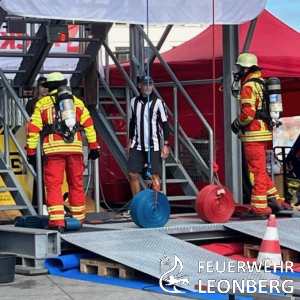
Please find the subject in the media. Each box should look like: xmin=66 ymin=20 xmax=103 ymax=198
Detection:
xmin=257 ymin=214 xmax=282 ymax=266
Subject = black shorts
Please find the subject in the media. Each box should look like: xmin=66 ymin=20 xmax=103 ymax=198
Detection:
xmin=127 ymin=148 xmax=162 ymax=174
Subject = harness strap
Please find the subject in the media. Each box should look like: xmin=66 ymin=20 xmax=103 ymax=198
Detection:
xmin=245 ymin=79 xmax=273 ymax=131
xmin=43 ymin=94 xmax=80 ymax=143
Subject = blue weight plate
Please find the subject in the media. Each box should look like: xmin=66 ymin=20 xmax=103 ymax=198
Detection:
xmin=130 ymin=189 xmax=170 ymax=228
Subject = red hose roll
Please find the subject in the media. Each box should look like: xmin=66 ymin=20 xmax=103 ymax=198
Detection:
xmin=195 ymin=185 xmax=211 ymax=222
xmin=196 ymin=185 xmax=235 ymax=223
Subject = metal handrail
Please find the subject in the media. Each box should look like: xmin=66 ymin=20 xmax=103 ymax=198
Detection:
xmin=154 ymin=78 xmax=223 ymax=87
xmin=103 ymin=40 xmax=212 ymax=182
xmin=136 ymin=24 xmax=214 ymax=183
xmin=0 ymin=67 xmax=44 ymax=215
xmin=99 ymin=75 xmax=126 ymax=118
xmin=151 ymin=87 xmax=210 ymax=178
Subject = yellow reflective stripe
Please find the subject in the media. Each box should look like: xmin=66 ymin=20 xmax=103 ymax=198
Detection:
xmin=27 ymin=134 xmax=40 ymax=149
xmin=249 ymin=172 xmax=254 ymax=186
xmin=48 ymin=205 xmax=64 ymax=212
xmin=70 ymin=205 xmax=86 ymax=212
xmin=43 ymin=145 xmax=83 ymax=150
xmin=43 ymin=148 xmax=83 ymax=155
xmin=239 ymin=116 xmax=254 ymax=126
xmin=240 ymin=136 xmax=273 ymax=142
xmin=239 ymin=129 xmax=272 ymax=142
xmin=80 ymin=106 xmax=91 ymax=124
xmin=241 ymin=98 xmax=256 ymax=105
xmin=72 ymin=213 xmax=85 ymax=220
xmin=252 ymin=195 xmax=267 ymax=200
xmin=49 ymin=214 xmax=65 ymax=220
xmin=267 ymin=195 xmax=280 ymax=200
xmin=251 ymin=203 xmax=268 ymax=208
xmin=242 ymin=131 xmax=271 ymax=136
xmin=84 ymin=125 xmax=97 ymax=143
xmin=44 ymin=140 xmax=83 ymax=146
xmin=267 ymin=187 xmax=278 ymax=194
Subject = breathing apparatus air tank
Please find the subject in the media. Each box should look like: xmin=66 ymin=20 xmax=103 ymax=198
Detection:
xmin=266 ymin=77 xmax=283 ymax=121
xmin=57 ymin=85 xmax=76 ymax=131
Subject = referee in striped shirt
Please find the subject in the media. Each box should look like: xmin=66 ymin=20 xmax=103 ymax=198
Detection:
xmin=127 ymin=76 xmax=170 ymax=196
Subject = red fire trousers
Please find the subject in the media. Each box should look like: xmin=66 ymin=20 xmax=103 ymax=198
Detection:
xmin=244 ymin=142 xmax=280 ymax=215
xmin=44 ymin=154 xmax=85 ymax=227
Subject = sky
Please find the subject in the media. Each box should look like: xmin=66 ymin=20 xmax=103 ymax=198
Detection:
xmin=266 ymin=0 xmax=300 ymax=32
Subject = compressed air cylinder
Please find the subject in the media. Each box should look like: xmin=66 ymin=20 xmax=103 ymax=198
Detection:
xmin=57 ymin=85 xmax=76 ymax=130
xmin=266 ymin=77 xmax=283 ymax=120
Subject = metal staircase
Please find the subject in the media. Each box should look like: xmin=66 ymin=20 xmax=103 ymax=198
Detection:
xmin=0 ymin=149 xmax=36 ymax=215
xmin=88 ymin=24 xmax=216 ymax=207
xmin=165 ymin=152 xmax=199 ymax=202
xmin=0 ymin=17 xmax=113 ymax=214
xmin=93 ymin=84 xmax=201 ymax=204
xmin=0 ymin=14 xmax=214 ymax=213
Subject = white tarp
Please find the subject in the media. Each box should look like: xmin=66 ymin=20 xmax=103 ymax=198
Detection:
xmin=0 ymin=0 xmax=267 ymax=25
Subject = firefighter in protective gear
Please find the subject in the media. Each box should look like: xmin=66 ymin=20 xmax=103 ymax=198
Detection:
xmin=231 ymin=53 xmax=287 ymax=219
xmin=26 ymin=72 xmax=100 ymax=230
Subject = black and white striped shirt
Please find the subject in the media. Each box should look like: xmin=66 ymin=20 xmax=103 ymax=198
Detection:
xmin=129 ymin=95 xmax=168 ymax=151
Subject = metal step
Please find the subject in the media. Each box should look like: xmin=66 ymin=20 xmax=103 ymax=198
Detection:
xmin=0 ymin=169 xmax=9 ymax=173
xmin=99 ymin=87 xmax=126 ymax=99
xmin=167 ymin=195 xmax=197 ymax=201
xmin=0 ymin=205 xmax=28 ymax=211
xmin=166 ymin=179 xmax=189 ymax=183
xmin=0 ymin=36 xmax=42 ymax=40
xmin=106 ymin=116 xmax=124 ymax=120
xmin=165 ymin=163 xmax=180 ymax=167
xmin=39 ymin=70 xmax=82 ymax=74
xmin=69 ymin=37 xmax=101 ymax=42
xmin=116 ymin=132 xmax=127 ymax=135
xmin=0 ymin=187 xmax=18 ymax=192
xmin=99 ymin=101 xmax=126 ymax=105
xmin=0 ymin=53 xmax=35 ymax=57
xmin=3 ymin=70 xmax=26 ymax=74
xmin=47 ymin=53 xmax=91 ymax=58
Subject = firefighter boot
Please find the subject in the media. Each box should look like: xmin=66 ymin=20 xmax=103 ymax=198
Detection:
xmin=240 ymin=211 xmax=268 ymax=220
xmin=267 ymin=197 xmax=285 ymax=214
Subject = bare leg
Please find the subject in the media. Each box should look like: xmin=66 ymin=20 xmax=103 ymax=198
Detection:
xmin=152 ymin=173 xmax=161 ymax=192
xmin=129 ymin=172 xmax=140 ymax=196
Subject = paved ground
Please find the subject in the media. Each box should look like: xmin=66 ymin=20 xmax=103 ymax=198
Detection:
xmin=0 ymin=274 xmax=195 ymax=300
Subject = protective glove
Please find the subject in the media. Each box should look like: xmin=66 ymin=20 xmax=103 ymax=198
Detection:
xmin=231 ymin=118 xmax=242 ymax=135
xmin=88 ymin=148 xmax=100 ymax=160
xmin=27 ymin=154 xmax=36 ymax=167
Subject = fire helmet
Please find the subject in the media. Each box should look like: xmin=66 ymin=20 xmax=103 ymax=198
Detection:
xmin=42 ymin=72 xmax=68 ymax=89
xmin=236 ymin=53 xmax=259 ymax=68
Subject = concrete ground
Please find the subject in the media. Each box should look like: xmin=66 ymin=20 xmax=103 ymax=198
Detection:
xmin=0 ymin=274 xmax=195 ymax=300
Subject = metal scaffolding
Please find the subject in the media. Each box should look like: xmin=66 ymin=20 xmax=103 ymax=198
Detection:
xmin=0 ymin=6 xmax=259 ymax=214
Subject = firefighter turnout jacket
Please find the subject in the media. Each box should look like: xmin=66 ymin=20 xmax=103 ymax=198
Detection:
xmin=26 ymin=89 xmax=98 ymax=155
xmin=237 ymin=71 xmax=272 ymax=142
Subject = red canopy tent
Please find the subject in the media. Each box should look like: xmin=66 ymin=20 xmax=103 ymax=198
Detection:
xmin=101 ymin=10 xmax=300 ymax=196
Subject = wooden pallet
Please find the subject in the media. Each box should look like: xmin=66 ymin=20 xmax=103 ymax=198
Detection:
xmin=80 ymin=258 xmax=135 ymax=279
xmin=244 ymin=244 xmax=298 ymax=262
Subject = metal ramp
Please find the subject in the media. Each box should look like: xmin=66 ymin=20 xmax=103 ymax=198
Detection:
xmin=225 ymin=218 xmax=300 ymax=252
xmin=0 ymin=149 xmax=36 ymax=215
xmin=62 ymin=228 xmax=280 ymax=291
